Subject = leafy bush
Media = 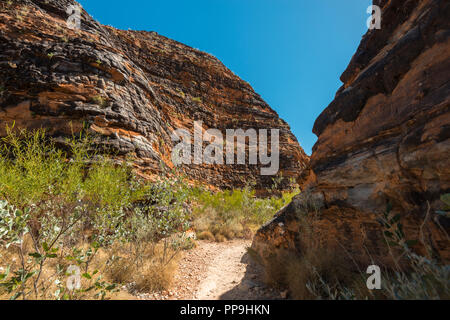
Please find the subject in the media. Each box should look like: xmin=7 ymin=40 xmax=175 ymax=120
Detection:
xmin=191 ymin=184 xmax=298 ymax=241
xmin=0 ymin=128 xmax=191 ymax=300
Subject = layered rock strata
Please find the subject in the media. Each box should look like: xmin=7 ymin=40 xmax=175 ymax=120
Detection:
xmin=254 ymin=0 xmax=450 ymax=265
xmin=0 ymin=0 xmax=309 ymax=189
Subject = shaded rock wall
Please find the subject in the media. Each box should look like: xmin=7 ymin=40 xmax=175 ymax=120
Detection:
xmin=255 ymin=0 xmax=449 ymax=265
xmin=0 ymin=0 xmax=309 ymax=189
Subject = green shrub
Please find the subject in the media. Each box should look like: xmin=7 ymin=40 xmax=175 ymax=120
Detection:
xmin=191 ymin=184 xmax=299 ymax=241
xmin=0 ymin=128 xmax=191 ymax=300
xmin=91 ymin=95 xmax=108 ymax=107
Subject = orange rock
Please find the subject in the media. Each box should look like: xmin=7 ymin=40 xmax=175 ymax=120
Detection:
xmin=254 ymin=0 xmax=450 ymax=266
xmin=0 ymin=0 xmax=309 ymax=190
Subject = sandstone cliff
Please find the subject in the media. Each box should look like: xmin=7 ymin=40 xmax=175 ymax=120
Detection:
xmin=254 ymin=0 xmax=449 ymax=265
xmin=0 ymin=0 xmax=308 ymax=189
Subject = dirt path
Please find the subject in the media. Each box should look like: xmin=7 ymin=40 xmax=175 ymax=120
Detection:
xmin=168 ymin=240 xmax=282 ymax=300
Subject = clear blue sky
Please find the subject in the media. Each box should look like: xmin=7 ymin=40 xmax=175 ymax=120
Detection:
xmin=78 ymin=0 xmax=371 ymax=155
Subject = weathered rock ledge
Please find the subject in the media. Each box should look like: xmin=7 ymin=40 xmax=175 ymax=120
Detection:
xmin=254 ymin=0 xmax=449 ymax=265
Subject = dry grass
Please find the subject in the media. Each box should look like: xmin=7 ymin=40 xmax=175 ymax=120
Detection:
xmin=105 ymin=242 xmax=180 ymax=293
xmin=190 ymin=185 xmax=299 ymax=242
xmin=197 ymin=231 xmax=215 ymax=242
xmin=250 ymin=190 xmax=370 ymax=300
xmin=193 ymin=207 xmax=252 ymax=241
xmin=261 ymin=246 xmax=369 ymax=300
xmin=0 ymin=236 xmax=180 ymax=300
xmin=0 ymin=129 xmax=192 ymax=300
xmin=252 ymin=195 xmax=450 ymax=300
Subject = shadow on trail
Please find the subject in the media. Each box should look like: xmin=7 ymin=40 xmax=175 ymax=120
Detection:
xmin=219 ymin=252 xmax=281 ymax=300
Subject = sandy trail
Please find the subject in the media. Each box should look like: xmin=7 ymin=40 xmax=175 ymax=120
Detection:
xmin=195 ymin=240 xmax=250 ymax=300
xmin=170 ymin=240 xmax=281 ymax=300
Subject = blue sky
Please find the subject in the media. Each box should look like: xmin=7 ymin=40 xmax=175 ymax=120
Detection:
xmin=78 ymin=0 xmax=371 ymax=155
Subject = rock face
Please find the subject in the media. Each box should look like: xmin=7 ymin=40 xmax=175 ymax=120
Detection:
xmin=0 ymin=0 xmax=308 ymax=189
xmin=254 ymin=0 xmax=449 ymax=265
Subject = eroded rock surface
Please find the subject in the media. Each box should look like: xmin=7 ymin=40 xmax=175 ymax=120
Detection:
xmin=0 ymin=0 xmax=308 ymax=189
xmin=254 ymin=0 xmax=449 ymax=265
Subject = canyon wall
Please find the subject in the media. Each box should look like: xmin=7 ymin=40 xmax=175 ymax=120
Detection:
xmin=0 ymin=0 xmax=309 ymax=189
xmin=254 ymin=0 xmax=450 ymax=265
